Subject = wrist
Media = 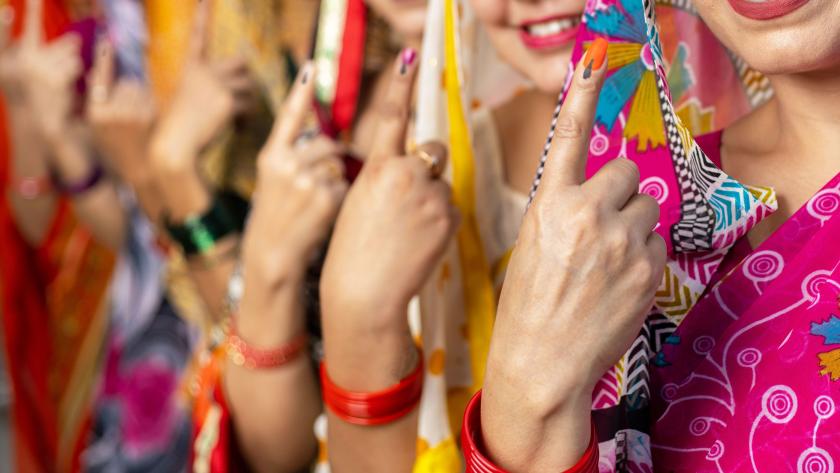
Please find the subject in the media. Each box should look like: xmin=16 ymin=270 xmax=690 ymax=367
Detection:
xmin=236 ymin=284 xmax=307 ymax=349
xmin=150 ymin=133 xmax=199 ymax=176
xmin=481 ymin=360 xmax=593 ymax=471
xmin=322 ymin=305 xmax=416 ymax=392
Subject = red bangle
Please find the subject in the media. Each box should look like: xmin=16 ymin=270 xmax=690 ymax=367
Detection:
xmin=10 ymin=175 xmax=53 ymax=199
xmin=226 ymin=322 xmax=308 ymax=370
xmin=461 ymin=390 xmax=599 ymax=473
xmin=320 ymin=350 xmax=424 ymax=426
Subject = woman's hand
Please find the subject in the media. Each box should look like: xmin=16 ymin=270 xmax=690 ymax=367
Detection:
xmin=87 ymin=39 xmax=156 ymax=183
xmin=12 ymin=0 xmax=82 ymax=143
xmin=321 ymin=50 xmax=458 ymax=389
xmin=319 ymin=48 xmax=457 ymax=473
xmin=241 ymin=62 xmax=348 ymax=306
xmin=480 ymin=47 xmax=667 ymax=471
xmin=150 ymin=0 xmax=252 ymax=172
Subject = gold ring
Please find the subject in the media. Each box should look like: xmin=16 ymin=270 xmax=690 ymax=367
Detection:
xmin=414 ymin=149 xmax=444 ymax=178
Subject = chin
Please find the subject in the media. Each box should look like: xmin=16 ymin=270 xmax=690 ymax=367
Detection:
xmin=738 ymin=29 xmax=840 ymax=76
xmin=382 ymin=9 xmax=427 ymax=42
xmin=694 ymin=0 xmax=840 ymax=76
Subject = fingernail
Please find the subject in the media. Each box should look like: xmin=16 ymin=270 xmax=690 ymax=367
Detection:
xmin=399 ymin=48 xmax=417 ymax=75
xmin=300 ymin=63 xmax=313 ymax=84
xmin=582 ymin=37 xmax=608 ymax=79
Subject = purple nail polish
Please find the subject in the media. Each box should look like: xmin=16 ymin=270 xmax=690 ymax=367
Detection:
xmin=399 ymin=48 xmax=417 ymax=74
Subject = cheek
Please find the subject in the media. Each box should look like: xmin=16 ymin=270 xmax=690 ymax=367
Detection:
xmin=469 ymin=0 xmax=508 ymax=28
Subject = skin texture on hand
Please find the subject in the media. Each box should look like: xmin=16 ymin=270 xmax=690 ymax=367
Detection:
xmin=1 ymin=0 xmax=125 ymax=250
xmin=480 ymin=49 xmax=667 ymax=472
xmin=319 ymin=51 xmax=458 ymax=473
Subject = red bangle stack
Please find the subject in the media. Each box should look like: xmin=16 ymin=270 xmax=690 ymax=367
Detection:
xmin=461 ymin=390 xmax=599 ymax=473
xmin=226 ymin=323 xmax=308 ymax=370
xmin=320 ymin=351 xmax=424 ymax=426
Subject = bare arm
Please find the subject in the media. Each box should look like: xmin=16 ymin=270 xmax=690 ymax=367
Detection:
xmin=223 ymin=63 xmax=346 ymax=472
xmin=320 ymin=50 xmax=456 ymax=472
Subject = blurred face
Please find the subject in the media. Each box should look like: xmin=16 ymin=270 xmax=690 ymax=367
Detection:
xmin=470 ymin=0 xmax=586 ymax=93
xmin=692 ymin=0 xmax=840 ymax=75
xmin=365 ymin=0 xmax=427 ymax=40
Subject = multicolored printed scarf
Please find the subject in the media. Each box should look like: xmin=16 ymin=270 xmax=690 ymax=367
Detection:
xmin=525 ymin=0 xmax=840 ymax=470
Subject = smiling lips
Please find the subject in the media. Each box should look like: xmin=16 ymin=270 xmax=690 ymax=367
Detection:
xmin=726 ymin=0 xmax=810 ymax=20
xmin=519 ymin=15 xmax=581 ymax=50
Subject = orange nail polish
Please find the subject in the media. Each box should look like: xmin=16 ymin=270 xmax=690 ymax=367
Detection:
xmin=583 ymin=37 xmax=608 ymax=79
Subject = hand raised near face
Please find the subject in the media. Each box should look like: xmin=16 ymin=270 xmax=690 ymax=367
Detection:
xmin=321 ymin=50 xmax=459 ymax=340
xmin=151 ymin=0 xmax=254 ymax=169
xmin=480 ymin=39 xmax=668 ymax=471
xmin=242 ymin=63 xmax=348 ymax=284
xmin=1 ymin=0 xmax=82 ymax=141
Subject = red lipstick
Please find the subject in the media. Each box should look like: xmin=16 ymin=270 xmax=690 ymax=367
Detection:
xmin=726 ymin=0 xmax=810 ymax=20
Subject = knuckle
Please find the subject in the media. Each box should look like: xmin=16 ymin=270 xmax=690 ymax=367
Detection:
xmin=633 ymin=258 xmax=656 ymax=287
xmin=553 ymin=113 xmax=584 ymax=141
xmin=614 ymin=158 xmax=640 ymax=184
xmin=606 ymin=227 xmax=631 ymax=255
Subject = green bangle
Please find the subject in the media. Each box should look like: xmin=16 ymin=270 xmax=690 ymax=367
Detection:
xmin=164 ymin=192 xmax=243 ymax=256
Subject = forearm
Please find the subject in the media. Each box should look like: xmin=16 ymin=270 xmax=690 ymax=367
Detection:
xmin=49 ymin=134 xmax=126 ymax=250
xmin=224 ymin=273 xmax=319 ymax=473
xmin=322 ymin=302 xmax=418 ymax=472
xmin=151 ymin=142 xmax=236 ymax=321
xmin=5 ymin=104 xmax=57 ymax=245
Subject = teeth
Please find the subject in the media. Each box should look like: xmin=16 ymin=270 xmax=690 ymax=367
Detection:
xmin=525 ymin=17 xmax=578 ymax=37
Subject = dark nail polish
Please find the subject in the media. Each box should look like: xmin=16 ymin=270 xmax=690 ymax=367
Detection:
xmin=301 ymin=69 xmax=309 ymax=84
xmin=583 ymin=61 xmax=593 ymax=80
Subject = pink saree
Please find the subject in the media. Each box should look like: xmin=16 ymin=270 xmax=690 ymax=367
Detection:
xmin=526 ymin=0 xmax=840 ymax=471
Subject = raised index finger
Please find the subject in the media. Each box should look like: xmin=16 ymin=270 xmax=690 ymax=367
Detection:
xmin=187 ymin=0 xmax=210 ymax=61
xmin=87 ymin=38 xmax=115 ymax=106
xmin=21 ymin=0 xmax=44 ymax=47
xmin=368 ymin=48 xmax=419 ymax=162
xmin=266 ymin=62 xmax=316 ymax=149
xmin=538 ymin=37 xmax=608 ymax=191
xmin=0 ymin=6 xmax=13 ymax=51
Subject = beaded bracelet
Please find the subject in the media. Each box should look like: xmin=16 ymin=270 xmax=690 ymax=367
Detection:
xmin=320 ymin=349 xmax=424 ymax=426
xmin=226 ymin=322 xmax=309 ymax=370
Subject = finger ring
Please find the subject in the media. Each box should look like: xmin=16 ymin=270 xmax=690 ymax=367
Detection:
xmin=414 ymin=149 xmax=444 ymax=178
